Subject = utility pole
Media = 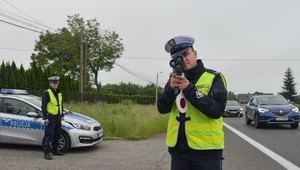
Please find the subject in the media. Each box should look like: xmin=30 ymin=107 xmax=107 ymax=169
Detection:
xmin=84 ymin=42 xmax=88 ymax=100
xmin=156 ymin=71 xmax=163 ymax=105
xmin=80 ymin=31 xmax=83 ymax=102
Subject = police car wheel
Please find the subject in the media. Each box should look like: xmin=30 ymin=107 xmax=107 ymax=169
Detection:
xmin=58 ymin=131 xmax=71 ymax=153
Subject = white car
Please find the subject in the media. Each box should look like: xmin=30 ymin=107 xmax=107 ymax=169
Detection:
xmin=0 ymin=88 xmax=103 ymax=152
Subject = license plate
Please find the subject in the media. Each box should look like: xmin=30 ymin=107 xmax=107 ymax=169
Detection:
xmin=276 ymin=117 xmax=288 ymax=121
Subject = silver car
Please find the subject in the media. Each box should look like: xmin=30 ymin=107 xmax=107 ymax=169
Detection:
xmin=0 ymin=89 xmax=103 ymax=152
xmin=224 ymin=100 xmax=243 ymax=117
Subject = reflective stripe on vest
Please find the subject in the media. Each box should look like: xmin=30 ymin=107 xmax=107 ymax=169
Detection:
xmin=46 ymin=89 xmax=63 ymax=115
xmin=166 ymin=71 xmax=226 ymax=150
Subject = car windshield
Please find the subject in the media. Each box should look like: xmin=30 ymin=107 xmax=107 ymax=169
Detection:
xmin=257 ymin=96 xmax=289 ymax=105
xmin=226 ymin=101 xmax=240 ymax=106
xmin=25 ymin=98 xmax=70 ymax=114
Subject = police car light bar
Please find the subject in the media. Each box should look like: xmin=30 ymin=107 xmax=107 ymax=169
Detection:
xmin=1 ymin=88 xmax=28 ymax=95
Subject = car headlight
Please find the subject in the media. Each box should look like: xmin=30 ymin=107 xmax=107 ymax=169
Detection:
xmin=224 ymin=109 xmax=227 ymax=111
xmin=258 ymin=108 xmax=269 ymax=113
xmin=240 ymin=108 xmax=243 ymax=111
xmin=292 ymin=108 xmax=299 ymax=112
xmin=67 ymin=122 xmax=91 ymax=131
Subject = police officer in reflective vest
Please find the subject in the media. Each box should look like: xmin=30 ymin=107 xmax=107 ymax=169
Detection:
xmin=42 ymin=76 xmax=65 ymax=160
xmin=157 ymin=36 xmax=228 ymax=170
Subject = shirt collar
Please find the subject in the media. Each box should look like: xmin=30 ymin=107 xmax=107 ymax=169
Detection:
xmin=184 ymin=59 xmax=205 ymax=79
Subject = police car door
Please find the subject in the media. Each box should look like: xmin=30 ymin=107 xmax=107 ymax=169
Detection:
xmin=1 ymin=98 xmax=43 ymax=145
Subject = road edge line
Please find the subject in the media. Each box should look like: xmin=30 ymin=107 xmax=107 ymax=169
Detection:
xmin=224 ymin=123 xmax=300 ymax=170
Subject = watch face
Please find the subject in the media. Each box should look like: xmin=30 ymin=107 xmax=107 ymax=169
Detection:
xmin=168 ymin=39 xmax=176 ymax=47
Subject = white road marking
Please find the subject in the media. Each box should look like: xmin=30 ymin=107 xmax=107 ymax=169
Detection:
xmin=224 ymin=123 xmax=300 ymax=170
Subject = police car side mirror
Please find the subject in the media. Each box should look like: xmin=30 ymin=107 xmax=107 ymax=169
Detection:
xmin=27 ymin=112 xmax=39 ymax=118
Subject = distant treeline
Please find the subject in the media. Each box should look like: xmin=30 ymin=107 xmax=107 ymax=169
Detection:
xmin=0 ymin=60 xmax=79 ymax=92
xmin=0 ymin=60 xmax=163 ymax=104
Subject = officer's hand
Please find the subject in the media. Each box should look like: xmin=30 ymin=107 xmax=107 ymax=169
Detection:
xmin=176 ymin=76 xmax=190 ymax=90
xmin=44 ymin=119 xmax=49 ymax=124
xmin=169 ymin=74 xmax=179 ymax=89
xmin=61 ymin=117 xmax=64 ymax=121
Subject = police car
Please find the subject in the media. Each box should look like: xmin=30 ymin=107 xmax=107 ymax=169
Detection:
xmin=0 ymin=88 xmax=103 ymax=152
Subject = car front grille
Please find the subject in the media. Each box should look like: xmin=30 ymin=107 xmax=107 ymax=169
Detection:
xmin=93 ymin=126 xmax=102 ymax=131
xmin=271 ymin=111 xmax=290 ymax=116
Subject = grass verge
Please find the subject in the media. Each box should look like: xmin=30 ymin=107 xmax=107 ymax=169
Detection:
xmin=64 ymin=102 xmax=169 ymax=140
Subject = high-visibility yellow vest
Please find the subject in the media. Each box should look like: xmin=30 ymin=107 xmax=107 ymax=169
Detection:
xmin=166 ymin=71 xmax=227 ymax=150
xmin=46 ymin=89 xmax=63 ymax=115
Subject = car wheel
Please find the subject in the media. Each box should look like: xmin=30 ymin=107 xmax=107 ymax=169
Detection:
xmin=58 ymin=130 xmax=71 ymax=153
xmin=290 ymin=123 xmax=299 ymax=129
xmin=240 ymin=113 xmax=243 ymax=117
xmin=254 ymin=114 xmax=261 ymax=128
xmin=245 ymin=112 xmax=251 ymax=125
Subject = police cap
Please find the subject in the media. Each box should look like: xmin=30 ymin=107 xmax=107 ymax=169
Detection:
xmin=48 ymin=76 xmax=60 ymax=83
xmin=164 ymin=35 xmax=195 ymax=56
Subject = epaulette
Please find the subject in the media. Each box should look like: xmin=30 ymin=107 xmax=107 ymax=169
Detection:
xmin=205 ymin=68 xmax=220 ymax=76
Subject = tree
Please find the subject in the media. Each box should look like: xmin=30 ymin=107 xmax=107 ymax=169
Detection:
xmin=31 ymin=14 xmax=124 ymax=94
xmin=19 ymin=64 xmax=26 ymax=88
xmin=228 ymin=91 xmax=236 ymax=100
xmin=31 ymin=28 xmax=79 ymax=78
xmin=5 ymin=62 xmax=16 ymax=88
xmin=280 ymin=67 xmax=297 ymax=99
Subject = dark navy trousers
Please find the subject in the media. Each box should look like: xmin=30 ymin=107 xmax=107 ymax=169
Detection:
xmin=43 ymin=114 xmax=62 ymax=153
xmin=171 ymin=155 xmax=223 ymax=170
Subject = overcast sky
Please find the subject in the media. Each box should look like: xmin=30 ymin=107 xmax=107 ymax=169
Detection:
xmin=0 ymin=0 xmax=300 ymax=95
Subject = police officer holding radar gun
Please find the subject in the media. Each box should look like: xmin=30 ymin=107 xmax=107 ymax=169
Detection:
xmin=42 ymin=76 xmax=65 ymax=160
xmin=157 ymin=36 xmax=228 ymax=170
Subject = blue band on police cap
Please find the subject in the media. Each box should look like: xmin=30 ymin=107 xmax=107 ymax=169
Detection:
xmin=170 ymin=42 xmax=193 ymax=55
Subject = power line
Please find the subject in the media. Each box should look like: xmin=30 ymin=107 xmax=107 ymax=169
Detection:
xmin=1 ymin=45 xmax=300 ymax=63
xmin=115 ymin=62 xmax=152 ymax=83
xmin=0 ymin=19 xmax=41 ymax=33
xmin=2 ymin=0 xmax=53 ymax=30
xmin=0 ymin=8 xmax=55 ymax=31
xmin=121 ymin=57 xmax=300 ymax=61
xmin=0 ymin=11 xmax=47 ymax=32
xmin=117 ymin=61 xmax=153 ymax=80
xmin=0 ymin=46 xmax=33 ymax=52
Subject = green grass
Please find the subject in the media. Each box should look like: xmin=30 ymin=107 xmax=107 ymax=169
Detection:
xmin=64 ymin=102 xmax=169 ymax=140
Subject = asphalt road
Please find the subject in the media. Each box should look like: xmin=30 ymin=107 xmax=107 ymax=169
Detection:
xmin=223 ymin=116 xmax=300 ymax=169
xmin=0 ymin=117 xmax=299 ymax=170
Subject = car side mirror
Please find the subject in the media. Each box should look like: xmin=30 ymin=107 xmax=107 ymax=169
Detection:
xmin=290 ymin=101 xmax=295 ymax=105
xmin=250 ymin=102 xmax=256 ymax=106
xmin=27 ymin=112 xmax=39 ymax=118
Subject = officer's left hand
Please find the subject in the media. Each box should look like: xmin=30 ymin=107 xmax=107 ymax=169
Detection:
xmin=176 ymin=76 xmax=190 ymax=90
xmin=61 ymin=117 xmax=64 ymax=121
